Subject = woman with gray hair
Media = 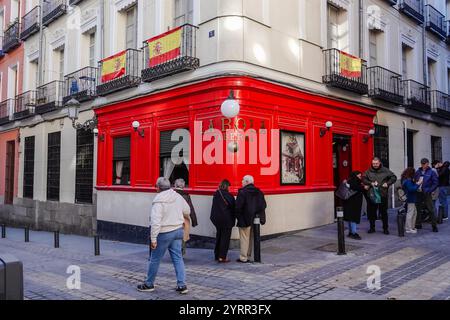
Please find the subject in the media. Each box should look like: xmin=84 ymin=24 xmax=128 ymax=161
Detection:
xmin=174 ymin=178 xmax=198 ymax=255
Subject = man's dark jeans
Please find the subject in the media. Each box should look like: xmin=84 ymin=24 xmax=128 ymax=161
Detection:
xmin=416 ymin=192 xmax=437 ymax=228
xmin=367 ymin=198 xmax=389 ymax=231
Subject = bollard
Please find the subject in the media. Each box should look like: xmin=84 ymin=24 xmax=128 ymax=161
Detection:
xmin=94 ymin=235 xmax=100 ymax=256
xmin=1 ymin=224 xmax=5 ymax=239
xmin=253 ymin=216 xmax=261 ymax=263
xmin=336 ymin=207 xmax=346 ymax=255
xmin=24 ymin=228 xmax=30 ymax=243
xmin=397 ymin=205 xmax=406 ymax=237
xmin=54 ymin=231 xmax=60 ymax=248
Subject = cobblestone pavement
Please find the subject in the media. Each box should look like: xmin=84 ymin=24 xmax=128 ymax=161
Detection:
xmin=1 ymin=212 xmax=450 ymax=300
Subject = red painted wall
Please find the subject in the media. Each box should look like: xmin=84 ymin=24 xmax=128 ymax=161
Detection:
xmin=95 ymin=77 xmax=376 ymax=195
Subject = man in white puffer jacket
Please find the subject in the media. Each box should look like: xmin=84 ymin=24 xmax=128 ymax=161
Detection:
xmin=137 ymin=177 xmax=191 ymax=294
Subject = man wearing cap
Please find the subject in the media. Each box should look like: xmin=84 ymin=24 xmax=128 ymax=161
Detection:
xmin=414 ymin=158 xmax=439 ymax=232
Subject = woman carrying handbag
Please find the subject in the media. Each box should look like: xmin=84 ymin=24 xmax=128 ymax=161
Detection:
xmin=343 ymin=171 xmax=367 ymax=240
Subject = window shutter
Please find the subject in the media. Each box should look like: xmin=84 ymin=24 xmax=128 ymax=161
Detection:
xmin=160 ymin=130 xmax=189 ymax=158
xmin=114 ymin=136 xmax=131 ymax=159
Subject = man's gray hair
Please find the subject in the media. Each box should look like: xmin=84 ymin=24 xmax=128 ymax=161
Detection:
xmin=174 ymin=178 xmax=185 ymax=189
xmin=243 ymin=175 xmax=255 ymax=185
xmin=156 ymin=177 xmax=171 ymax=191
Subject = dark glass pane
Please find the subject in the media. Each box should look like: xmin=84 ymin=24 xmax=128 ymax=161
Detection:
xmin=374 ymin=125 xmax=390 ymax=168
xmin=75 ymin=129 xmax=94 ymax=204
xmin=47 ymin=132 xmax=61 ymax=201
xmin=23 ymin=136 xmax=35 ymax=199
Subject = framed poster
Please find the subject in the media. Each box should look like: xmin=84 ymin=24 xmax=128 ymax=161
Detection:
xmin=280 ymin=130 xmax=306 ymax=185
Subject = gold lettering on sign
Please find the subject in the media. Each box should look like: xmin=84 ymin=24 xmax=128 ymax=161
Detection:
xmin=222 ymin=118 xmax=232 ymax=132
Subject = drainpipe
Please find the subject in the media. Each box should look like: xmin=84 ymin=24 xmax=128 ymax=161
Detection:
xmin=402 ymin=120 xmax=408 ymax=169
xmin=422 ymin=2 xmax=427 ymax=86
xmin=37 ymin=0 xmax=44 ymax=87
xmin=99 ymin=0 xmax=104 ymax=59
xmin=359 ymin=0 xmax=364 ymax=58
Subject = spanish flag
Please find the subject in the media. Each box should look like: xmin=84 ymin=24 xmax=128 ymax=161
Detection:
xmin=101 ymin=50 xmax=127 ymax=82
xmin=147 ymin=27 xmax=182 ymax=67
xmin=339 ymin=51 xmax=362 ymax=78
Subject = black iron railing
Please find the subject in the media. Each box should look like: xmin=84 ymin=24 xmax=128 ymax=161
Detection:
xmin=368 ymin=66 xmax=404 ymax=105
xmin=0 ymin=36 xmax=4 ymax=58
xmin=384 ymin=0 xmax=397 ymax=5
xmin=69 ymin=0 xmax=84 ymax=5
xmin=142 ymin=24 xmax=199 ymax=82
xmin=36 ymin=81 xmax=64 ymax=114
xmin=430 ymin=90 xmax=450 ymax=118
xmin=97 ymin=49 xmax=141 ymax=96
xmin=402 ymin=79 xmax=430 ymax=112
xmin=43 ymin=0 xmax=67 ymax=26
xmin=20 ymin=6 xmax=40 ymax=40
xmin=323 ymin=48 xmax=368 ymax=94
xmin=63 ymin=66 xmax=98 ymax=104
xmin=0 ymin=99 xmax=14 ymax=125
xmin=3 ymin=20 xmax=21 ymax=53
xmin=425 ymin=5 xmax=446 ymax=39
xmin=15 ymin=91 xmax=37 ymax=120
xmin=399 ymin=0 xmax=424 ymax=24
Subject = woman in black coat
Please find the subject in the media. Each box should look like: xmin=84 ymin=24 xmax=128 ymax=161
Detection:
xmin=344 ymin=171 xmax=366 ymax=240
xmin=210 ymin=179 xmax=236 ymax=263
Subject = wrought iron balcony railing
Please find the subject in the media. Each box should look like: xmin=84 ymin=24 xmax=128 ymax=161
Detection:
xmin=368 ymin=66 xmax=404 ymax=105
xmin=0 ymin=36 xmax=4 ymax=58
xmin=425 ymin=5 xmax=446 ymax=39
xmin=97 ymin=48 xmax=141 ymax=96
xmin=36 ymin=81 xmax=64 ymax=114
xmin=3 ymin=20 xmax=21 ymax=53
xmin=0 ymin=99 xmax=14 ymax=125
xmin=142 ymin=24 xmax=200 ymax=83
xmin=20 ymin=6 xmax=40 ymax=40
xmin=69 ymin=0 xmax=85 ymax=5
xmin=430 ymin=90 xmax=450 ymax=119
xmin=42 ymin=0 xmax=67 ymax=26
xmin=323 ymin=48 xmax=368 ymax=94
xmin=14 ymin=91 xmax=37 ymax=120
xmin=399 ymin=0 xmax=424 ymax=24
xmin=402 ymin=80 xmax=430 ymax=112
xmin=63 ymin=66 xmax=98 ymax=105
xmin=384 ymin=0 xmax=397 ymax=5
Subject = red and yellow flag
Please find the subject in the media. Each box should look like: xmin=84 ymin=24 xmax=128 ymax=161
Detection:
xmin=101 ymin=50 xmax=126 ymax=82
xmin=339 ymin=51 xmax=362 ymax=78
xmin=147 ymin=27 xmax=182 ymax=67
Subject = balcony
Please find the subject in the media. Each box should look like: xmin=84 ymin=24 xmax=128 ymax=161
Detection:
xmin=14 ymin=91 xmax=37 ymax=120
xmin=430 ymin=90 xmax=450 ymax=119
xmin=446 ymin=21 xmax=450 ymax=44
xmin=399 ymin=0 xmax=424 ymax=24
xmin=368 ymin=66 xmax=404 ymax=105
xmin=20 ymin=6 xmax=40 ymax=40
xmin=63 ymin=67 xmax=98 ymax=105
xmin=425 ymin=5 xmax=446 ymax=40
xmin=36 ymin=81 xmax=64 ymax=114
xmin=0 ymin=36 xmax=4 ymax=58
xmin=0 ymin=99 xmax=14 ymax=125
xmin=42 ymin=0 xmax=67 ymax=27
xmin=69 ymin=0 xmax=85 ymax=5
xmin=402 ymin=80 xmax=430 ymax=112
xmin=323 ymin=48 xmax=368 ymax=94
xmin=97 ymin=49 xmax=141 ymax=96
xmin=384 ymin=0 xmax=397 ymax=5
xmin=142 ymin=24 xmax=200 ymax=83
xmin=3 ymin=20 xmax=21 ymax=53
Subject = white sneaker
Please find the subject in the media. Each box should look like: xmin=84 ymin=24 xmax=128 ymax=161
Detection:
xmin=405 ymin=229 xmax=417 ymax=234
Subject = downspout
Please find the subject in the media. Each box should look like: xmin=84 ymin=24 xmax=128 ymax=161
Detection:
xmin=359 ymin=0 xmax=364 ymax=58
xmin=37 ymin=0 xmax=44 ymax=87
xmin=99 ymin=0 xmax=104 ymax=59
xmin=422 ymin=2 xmax=427 ymax=86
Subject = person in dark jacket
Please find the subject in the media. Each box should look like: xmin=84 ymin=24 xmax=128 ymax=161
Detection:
xmin=436 ymin=161 xmax=449 ymax=220
xmin=343 ymin=171 xmax=366 ymax=240
xmin=363 ymin=157 xmax=397 ymax=234
xmin=235 ymin=175 xmax=267 ymax=263
xmin=401 ymin=168 xmax=423 ymax=234
xmin=210 ymin=179 xmax=236 ymax=263
xmin=174 ymin=179 xmax=198 ymax=255
xmin=414 ymin=158 xmax=439 ymax=232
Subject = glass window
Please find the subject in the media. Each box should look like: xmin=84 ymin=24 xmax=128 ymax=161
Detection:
xmin=47 ymin=132 xmax=61 ymax=201
xmin=174 ymin=0 xmax=193 ymax=27
xmin=431 ymin=136 xmax=442 ymax=162
xmin=23 ymin=136 xmax=35 ymax=199
xmin=159 ymin=129 xmax=189 ymax=186
xmin=113 ymin=136 xmax=131 ymax=185
xmin=75 ymin=129 xmax=94 ymax=204
xmin=374 ymin=125 xmax=389 ymax=168
xmin=369 ymin=30 xmax=378 ymax=67
xmin=59 ymin=48 xmax=65 ymax=81
xmin=328 ymin=4 xmax=339 ymax=49
xmin=125 ymin=6 xmax=137 ymax=49
xmin=402 ymin=45 xmax=408 ymax=80
xmin=89 ymin=32 xmax=96 ymax=67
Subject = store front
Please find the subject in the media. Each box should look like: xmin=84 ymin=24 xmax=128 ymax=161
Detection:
xmin=0 ymin=129 xmax=19 ymax=208
xmin=95 ymin=77 xmax=376 ymax=243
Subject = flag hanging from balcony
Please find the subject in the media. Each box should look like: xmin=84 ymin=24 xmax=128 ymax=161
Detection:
xmin=147 ymin=27 xmax=182 ymax=67
xmin=339 ymin=51 xmax=362 ymax=78
xmin=101 ymin=50 xmax=127 ymax=82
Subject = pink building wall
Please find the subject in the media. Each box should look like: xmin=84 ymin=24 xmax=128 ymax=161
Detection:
xmin=0 ymin=129 xmax=19 ymax=200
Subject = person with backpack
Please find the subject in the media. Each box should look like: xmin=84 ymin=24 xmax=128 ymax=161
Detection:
xmin=401 ymin=168 xmax=423 ymax=234
xmin=414 ymin=158 xmax=439 ymax=232
xmin=343 ymin=171 xmax=367 ymax=240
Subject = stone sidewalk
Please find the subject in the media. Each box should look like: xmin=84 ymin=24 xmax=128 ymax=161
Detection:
xmin=1 ymin=213 xmax=450 ymax=300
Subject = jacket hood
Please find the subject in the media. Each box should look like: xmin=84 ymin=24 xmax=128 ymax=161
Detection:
xmin=241 ymin=184 xmax=260 ymax=194
xmin=153 ymin=189 xmax=178 ymax=204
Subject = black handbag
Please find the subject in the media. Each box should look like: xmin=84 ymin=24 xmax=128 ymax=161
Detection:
xmin=335 ymin=182 xmax=358 ymax=200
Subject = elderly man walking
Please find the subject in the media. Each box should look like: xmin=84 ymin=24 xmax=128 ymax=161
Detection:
xmin=415 ymin=158 xmax=439 ymax=232
xmin=236 ymin=175 xmax=267 ymax=263
xmin=137 ymin=177 xmax=191 ymax=294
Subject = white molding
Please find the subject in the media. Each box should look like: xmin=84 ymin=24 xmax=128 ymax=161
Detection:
xmin=50 ymin=29 xmax=66 ymax=51
xmin=427 ymin=43 xmax=440 ymax=61
xmin=81 ymin=8 xmax=98 ymax=34
xmin=115 ymin=0 xmax=137 ymax=12
xmin=367 ymin=8 xmax=387 ymax=32
xmin=327 ymin=0 xmax=349 ymax=11
xmin=401 ymin=30 xmax=416 ymax=48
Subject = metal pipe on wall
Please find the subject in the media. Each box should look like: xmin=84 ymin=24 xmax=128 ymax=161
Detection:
xmin=359 ymin=0 xmax=364 ymax=58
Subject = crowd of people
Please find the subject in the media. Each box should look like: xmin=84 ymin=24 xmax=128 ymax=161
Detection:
xmin=136 ymin=157 xmax=449 ymax=294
